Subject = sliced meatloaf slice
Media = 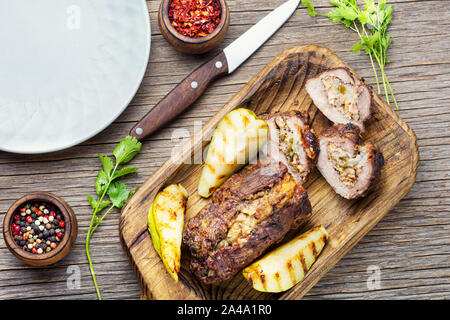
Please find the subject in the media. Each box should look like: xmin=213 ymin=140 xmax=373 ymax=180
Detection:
xmin=316 ymin=123 xmax=384 ymax=199
xmin=183 ymin=160 xmax=311 ymax=284
xmin=260 ymin=111 xmax=319 ymax=184
xmin=305 ymin=67 xmax=372 ymax=131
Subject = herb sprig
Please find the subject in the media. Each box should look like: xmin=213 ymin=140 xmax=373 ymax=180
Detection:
xmin=86 ymin=136 xmax=142 ymax=300
xmin=302 ymin=0 xmax=398 ymax=109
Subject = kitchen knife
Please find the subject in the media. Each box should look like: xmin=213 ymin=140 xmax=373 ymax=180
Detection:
xmin=130 ymin=0 xmax=301 ymax=140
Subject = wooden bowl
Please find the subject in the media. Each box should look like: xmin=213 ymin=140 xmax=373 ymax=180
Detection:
xmin=158 ymin=0 xmax=230 ymax=54
xmin=3 ymin=192 xmax=78 ymax=267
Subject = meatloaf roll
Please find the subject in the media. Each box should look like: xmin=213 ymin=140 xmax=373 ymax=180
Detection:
xmin=183 ymin=161 xmax=312 ymax=284
xmin=260 ymin=111 xmax=319 ymax=184
xmin=305 ymin=67 xmax=372 ymax=131
xmin=317 ymin=123 xmax=384 ymax=199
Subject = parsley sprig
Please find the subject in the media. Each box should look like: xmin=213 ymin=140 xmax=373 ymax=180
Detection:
xmin=86 ymin=136 xmax=142 ymax=300
xmin=302 ymin=0 xmax=398 ymax=109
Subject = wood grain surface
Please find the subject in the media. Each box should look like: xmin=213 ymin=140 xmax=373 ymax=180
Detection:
xmin=120 ymin=45 xmax=419 ymax=300
xmin=0 ymin=0 xmax=449 ymax=299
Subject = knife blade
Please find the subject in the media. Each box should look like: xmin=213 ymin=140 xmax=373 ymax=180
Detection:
xmin=224 ymin=0 xmax=300 ymax=74
xmin=130 ymin=0 xmax=300 ymax=140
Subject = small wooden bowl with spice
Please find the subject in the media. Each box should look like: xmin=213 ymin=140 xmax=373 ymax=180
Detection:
xmin=3 ymin=192 xmax=78 ymax=267
xmin=159 ymin=0 xmax=230 ymax=54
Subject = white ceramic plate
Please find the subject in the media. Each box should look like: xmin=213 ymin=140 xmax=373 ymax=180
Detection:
xmin=0 ymin=0 xmax=151 ymax=153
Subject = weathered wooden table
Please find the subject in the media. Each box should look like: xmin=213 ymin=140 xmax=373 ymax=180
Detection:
xmin=1 ymin=0 xmax=449 ymax=299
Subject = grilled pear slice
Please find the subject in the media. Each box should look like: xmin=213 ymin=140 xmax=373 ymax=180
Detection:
xmin=198 ymin=108 xmax=269 ymax=198
xmin=148 ymin=184 xmax=188 ymax=282
xmin=242 ymin=225 xmax=329 ymax=293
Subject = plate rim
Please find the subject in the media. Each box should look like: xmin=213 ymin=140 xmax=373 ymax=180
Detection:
xmin=0 ymin=0 xmax=151 ymax=154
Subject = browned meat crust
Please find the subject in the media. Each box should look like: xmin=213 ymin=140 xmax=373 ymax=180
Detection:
xmin=183 ymin=161 xmax=311 ymax=284
xmin=320 ymin=122 xmax=361 ymax=145
xmin=317 ymin=123 xmax=384 ymax=199
xmin=260 ymin=111 xmax=319 ymax=184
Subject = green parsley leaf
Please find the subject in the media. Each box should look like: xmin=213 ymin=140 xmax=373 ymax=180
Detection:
xmin=107 ymin=181 xmax=134 ymax=209
xmin=113 ymin=136 xmax=142 ymax=165
xmin=358 ymin=10 xmax=369 ymax=24
xmin=328 ymin=7 xmax=358 ymax=22
xmin=364 ymin=0 xmax=376 ymax=13
xmin=330 ymin=0 xmax=342 ymax=6
xmin=111 ymin=167 xmax=138 ymax=181
xmin=366 ymin=31 xmax=381 ymax=48
xmin=97 ymin=201 xmax=112 ymax=212
xmin=88 ymin=194 xmax=112 ymax=213
xmin=352 ymin=41 xmax=364 ymax=53
xmin=88 ymin=194 xmax=96 ymax=210
xmin=302 ymin=0 xmax=318 ymax=17
xmin=95 ymin=170 xmax=109 ymax=196
xmin=98 ymin=154 xmax=114 ymax=177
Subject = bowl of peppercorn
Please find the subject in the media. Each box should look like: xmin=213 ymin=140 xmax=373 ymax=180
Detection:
xmin=3 ymin=192 xmax=78 ymax=267
xmin=159 ymin=0 xmax=230 ymax=54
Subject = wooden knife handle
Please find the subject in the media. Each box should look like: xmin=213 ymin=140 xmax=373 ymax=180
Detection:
xmin=130 ymin=51 xmax=229 ymax=140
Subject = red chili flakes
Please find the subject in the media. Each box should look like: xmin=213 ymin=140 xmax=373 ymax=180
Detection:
xmin=168 ymin=0 xmax=221 ymax=38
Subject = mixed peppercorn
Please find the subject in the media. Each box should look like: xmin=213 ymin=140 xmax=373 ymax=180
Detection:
xmin=168 ymin=0 xmax=221 ymax=38
xmin=11 ymin=201 xmax=66 ymax=254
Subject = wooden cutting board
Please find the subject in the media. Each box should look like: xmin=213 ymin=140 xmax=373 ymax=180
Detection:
xmin=119 ymin=45 xmax=419 ymax=300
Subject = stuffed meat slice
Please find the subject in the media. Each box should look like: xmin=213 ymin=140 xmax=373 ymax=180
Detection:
xmin=183 ymin=161 xmax=312 ymax=284
xmin=306 ymin=67 xmax=372 ymax=131
xmin=261 ymin=111 xmax=319 ymax=184
xmin=317 ymin=123 xmax=384 ymax=199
